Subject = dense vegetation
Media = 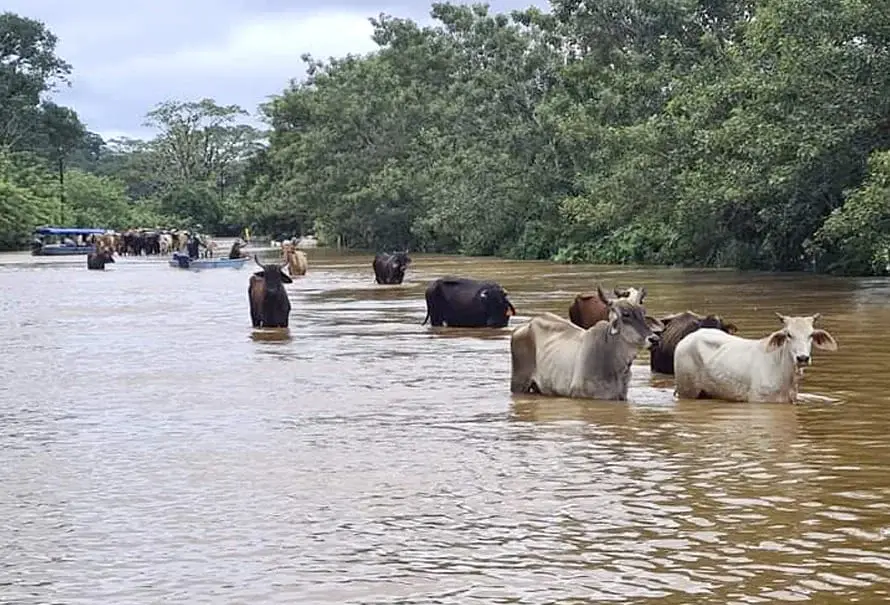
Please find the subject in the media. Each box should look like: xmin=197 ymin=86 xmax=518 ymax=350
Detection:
xmin=4 ymin=1 xmax=890 ymax=275
xmin=0 ymin=11 xmax=264 ymax=249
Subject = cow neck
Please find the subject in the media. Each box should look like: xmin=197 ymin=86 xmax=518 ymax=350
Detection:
xmin=580 ymin=327 xmax=635 ymax=379
xmin=761 ymin=337 xmax=800 ymax=401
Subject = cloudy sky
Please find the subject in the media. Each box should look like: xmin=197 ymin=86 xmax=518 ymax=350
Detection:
xmin=8 ymin=0 xmax=548 ymax=142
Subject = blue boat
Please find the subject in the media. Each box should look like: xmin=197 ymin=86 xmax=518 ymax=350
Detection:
xmin=31 ymin=226 xmax=109 ymax=256
xmin=169 ymin=251 xmax=249 ymax=270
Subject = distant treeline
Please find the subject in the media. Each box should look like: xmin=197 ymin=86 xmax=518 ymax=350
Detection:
xmin=4 ymin=2 xmax=890 ymax=275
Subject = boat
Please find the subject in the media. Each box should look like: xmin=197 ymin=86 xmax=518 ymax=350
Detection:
xmin=169 ymin=251 xmax=249 ymax=270
xmin=30 ymin=226 xmax=109 ymax=256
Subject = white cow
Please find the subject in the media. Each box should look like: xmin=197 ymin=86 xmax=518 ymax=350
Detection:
xmin=510 ymin=286 xmax=664 ymax=400
xmin=674 ymin=313 xmax=838 ymax=403
xmin=159 ymin=233 xmax=173 ymax=255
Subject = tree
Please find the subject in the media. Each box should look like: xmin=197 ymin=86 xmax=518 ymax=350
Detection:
xmin=143 ymin=98 xmax=264 ymax=183
xmin=0 ymin=149 xmax=59 ymax=248
xmin=0 ymin=12 xmax=72 ymax=148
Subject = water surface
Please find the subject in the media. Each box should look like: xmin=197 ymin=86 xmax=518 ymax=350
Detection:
xmin=2 ymin=247 xmax=889 ymax=604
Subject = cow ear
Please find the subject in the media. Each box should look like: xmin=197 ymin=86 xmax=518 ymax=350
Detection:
xmin=608 ymin=307 xmax=621 ymax=335
xmin=659 ymin=312 xmax=682 ymax=326
xmin=645 ymin=315 xmax=664 ymax=333
xmin=723 ymin=322 xmax=739 ymax=334
xmin=812 ymin=329 xmax=838 ymax=351
xmin=253 ymin=270 xmax=266 ymax=278
xmin=766 ymin=329 xmax=789 ymax=351
xmin=280 ymin=271 xmax=293 ymax=284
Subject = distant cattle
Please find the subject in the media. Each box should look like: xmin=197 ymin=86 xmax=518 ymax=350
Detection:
xmin=649 ymin=311 xmax=738 ymax=375
xmin=510 ymin=286 xmax=664 ymax=400
xmin=86 ymin=248 xmax=115 ymax=270
xmin=248 ymin=255 xmax=293 ymax=328
xmin=674 ymin=312 xmax=838 ymax=403
xmin=159 ymin=233 xmax=173 ymax=255
xmin=282 ymin=242 xmax=308 ymax=276
xmin=373 ymin=251 xmax=411 ymax=285
xmin=569 ymin=286 xmax=645 ymax=329
xmin=423 ymin=277 xmax=516 ymax=328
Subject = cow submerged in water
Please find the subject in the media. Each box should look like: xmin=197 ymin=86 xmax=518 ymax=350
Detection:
xmin=86 ymin=248 xmax=115 ymax=270
xmin=423 ymin=277 xmax=516 ymax=328
xmin=248 ymin=255 xmax=293 ymax=328
xmin=373 ymin=251 xmax=411 ymax=285
xmin=510 ymin=286 xmax=664 ymax=400
xmin=673 ymin=312 xmax=838 ymax=403
xmin=649 ymin=310 xmax=738 ymax=375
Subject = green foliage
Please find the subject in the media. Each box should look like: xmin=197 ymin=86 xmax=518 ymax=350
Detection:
xmin=809 ymin=151 xmax=890 ymax=275
xmin=6 ymin=2 xmax=890 ymax=275
xmin=0 ymin=12 xmax=72 ymax=149
xmin=155 ymin=181 xmax=223 ymax=229
xmin=0 ymin=11 xmax=264 ymax=244
xmin=62 ymin=169 xmax=172 ymax=230
xmin=234 ymin=0 xmax=890 ymax=275
xmin=0 ymin=148 xmax=59 ymax=248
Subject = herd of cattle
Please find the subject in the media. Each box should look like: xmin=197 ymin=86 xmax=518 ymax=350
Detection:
xmin=246 ymin=249 xmax=839 ymax=405
xmin=87 ymin=229 xmax=219 ymax=257
xmin=84 ymin=229 xmax=221 ymax=270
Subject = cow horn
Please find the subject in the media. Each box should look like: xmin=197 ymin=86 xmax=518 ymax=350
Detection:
xmin=596 ymin=285 xmax=610 ymax=304
xmin=774 ymin=311 xmax=785 ymax=322
xmin=254 ymin=254 xmax=264 ymax=269
xmin=812 ymin=312 xmax=821 ymax=323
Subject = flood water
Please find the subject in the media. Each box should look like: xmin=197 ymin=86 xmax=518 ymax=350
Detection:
xmin=2 ymin=245 xmax=890 ymax=604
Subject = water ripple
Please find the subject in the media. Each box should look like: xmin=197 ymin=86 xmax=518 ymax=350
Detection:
xmin=1 ymin=249 xmax=889 ymax=603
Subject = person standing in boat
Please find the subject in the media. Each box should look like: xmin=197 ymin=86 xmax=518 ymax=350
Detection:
xmin=186 ymin=233 xmax=203 ymax=259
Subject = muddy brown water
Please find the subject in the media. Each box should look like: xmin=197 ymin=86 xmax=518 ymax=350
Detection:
xmin=1 ymin=246 xmax=889 ymax=604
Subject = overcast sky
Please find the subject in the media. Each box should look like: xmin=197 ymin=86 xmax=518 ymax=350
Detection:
xmin=8 ymin=0 xmax=548 ymax=142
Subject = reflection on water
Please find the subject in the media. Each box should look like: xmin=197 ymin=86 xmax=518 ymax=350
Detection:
xmin=2 ymin=247 xmax=890 ymax=603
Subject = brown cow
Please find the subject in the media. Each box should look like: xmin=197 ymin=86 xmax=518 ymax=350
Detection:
xmin=283 ymin=247 xmax=308 ymax=276
xmin=568 ymin=286 xmax=646 ymax=329
xmin=248 ymin=255 xmax=293 ymax=328
xmin=86 ymin=247 xmax=115 ymax=270
xmin=649 ymin=311 xmax=739 ymax=375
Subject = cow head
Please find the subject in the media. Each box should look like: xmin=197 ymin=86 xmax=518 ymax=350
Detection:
xmin=699 ymin=314 xmax=737 ymax=334
xmin=480 ymin=284 xmax=516 ymax=325
xmin=99 ymin=247 xmax=115 ymax=263
xmin=766 ymin=313 xmax=837 ymax=366
xmin=253 ymin=255 xmax=293 ymax=293
xmin=391 ymin=251 xmax=412 ymax=271
xmin=598 ymin=285 xmax=664 ymax=348
xmin=614 ymin=286 xmax=646 ymax=305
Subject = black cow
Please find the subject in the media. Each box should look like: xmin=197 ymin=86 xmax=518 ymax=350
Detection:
xmin=649 ymin=310 xmax=738 ymax=375
xmin=86 ymin=248 xmax=115 ymax=270
xmin=373 ymin=251 xmax=411 ymax=285
xmin=422 ymin=277 xmax=517 ymax=328
xmin=248 ymin=255 xmax=293 ymax=328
